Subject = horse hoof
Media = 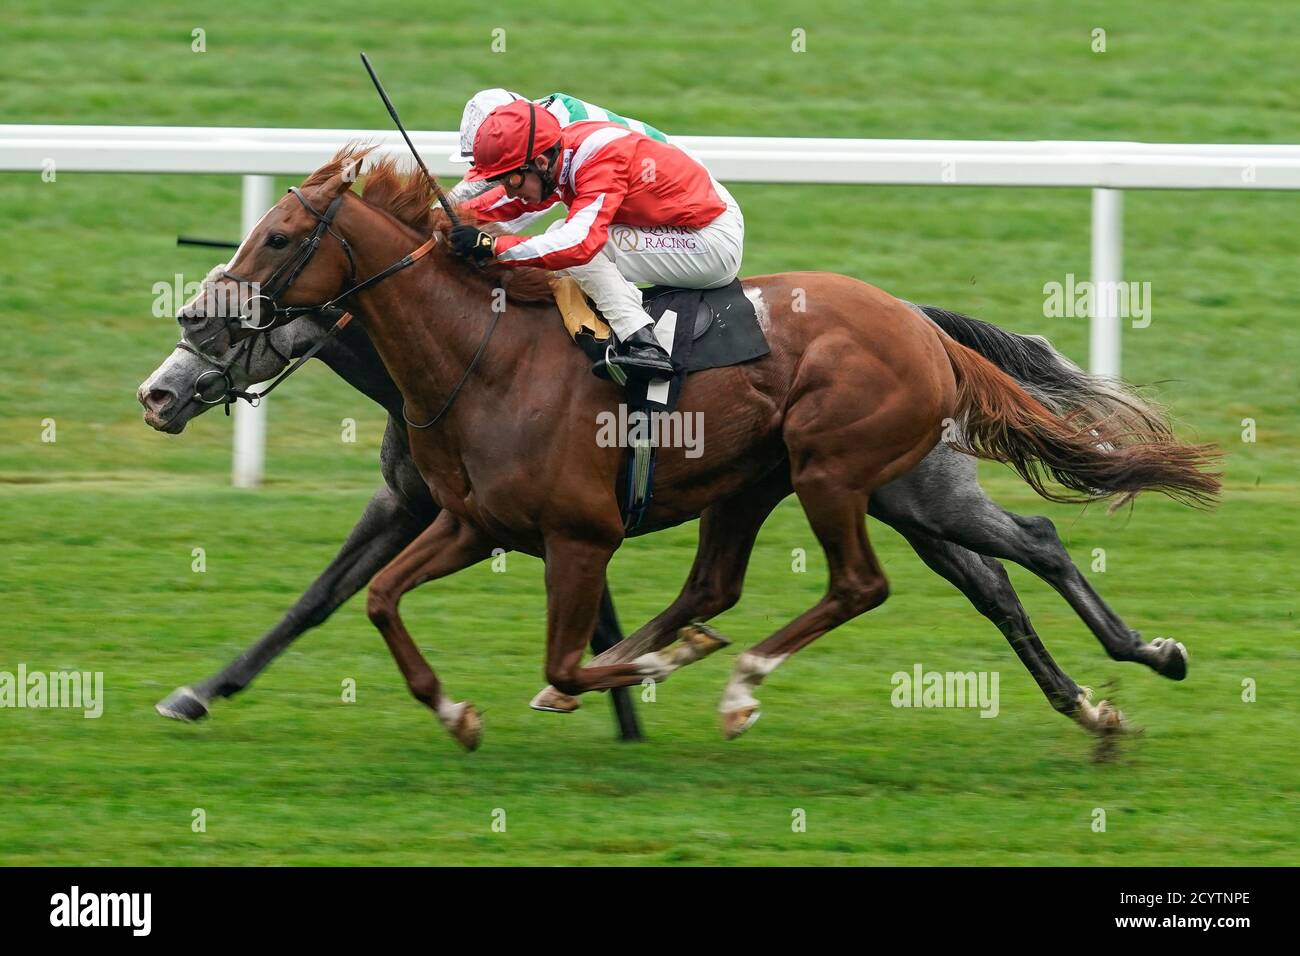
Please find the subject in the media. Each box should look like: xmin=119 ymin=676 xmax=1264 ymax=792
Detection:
xmin=530 ymin=686 xmax=580 ymax=713
xmin=721 ymin=706 xmax=760 ymax=740
xmin=1075 ymin=690 xmax=1127 ymax=737
xmin=450 ymin=703 xmax=483 ymax=752
xmin=635 ymin=621 xmax=734 ymax=681
xmin=1095 ymin=700 xmax=1126 ymax=734
xmin=156 ymin=686 xmax=209 ymax=722
xmin=1149 ymin=637 xmax=1188 ymax=681
xmin=1076 ymin=686 xmax=1128 ymax=738
xmin=678 ymin=622 xmax=731 ymax=658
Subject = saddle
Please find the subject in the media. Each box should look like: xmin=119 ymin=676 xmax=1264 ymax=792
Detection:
xmin=549 ymin=276 xmax=769 ymax=374
xmin=549 ymin=276 xmax=771 ymax=533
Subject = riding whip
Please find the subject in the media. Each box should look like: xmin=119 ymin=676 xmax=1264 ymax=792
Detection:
xmin=359 ymin=51 xmax=461 ymax=227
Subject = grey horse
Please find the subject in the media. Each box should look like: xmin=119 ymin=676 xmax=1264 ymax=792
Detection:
xmin=141 ymin=266 xmax=642 ymax=740
xmin=138 ymin=281 xmax=1188 ymax=739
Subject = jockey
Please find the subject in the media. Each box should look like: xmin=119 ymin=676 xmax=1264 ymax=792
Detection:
xmin=447 ymin=98 xmax=744 ymax=380
xmin=445 ymin=90 xmax=673 ymax=250
xmin=445 ymin=89 xmax=669 ymax=209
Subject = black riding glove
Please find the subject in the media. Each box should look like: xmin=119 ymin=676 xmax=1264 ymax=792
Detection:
xmin=450 ymin=225 xmax=496 ymax=263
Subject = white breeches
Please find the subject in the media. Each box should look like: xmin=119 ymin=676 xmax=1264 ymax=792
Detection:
xmin=559 ymin=179 xmax=744 ymax=340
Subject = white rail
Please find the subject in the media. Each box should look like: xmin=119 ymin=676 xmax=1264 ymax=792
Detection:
xmin=6 ymin=125 xmax=1300 ymax=187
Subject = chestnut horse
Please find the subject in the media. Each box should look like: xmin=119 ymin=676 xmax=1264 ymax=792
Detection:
xmin=177 ymin=149 xmax=1219 ymax=749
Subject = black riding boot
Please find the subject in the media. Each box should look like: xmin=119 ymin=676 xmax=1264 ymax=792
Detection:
xmin=608 ymin=326 xmax=675 ymax=379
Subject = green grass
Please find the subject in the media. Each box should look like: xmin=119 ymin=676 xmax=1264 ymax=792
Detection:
xmin=1 ymin=0 xmax=1297 ymax=865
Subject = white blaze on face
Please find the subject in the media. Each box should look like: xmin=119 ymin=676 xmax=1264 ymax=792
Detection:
xmin=222 ymin=201 xmax=275 ymax=275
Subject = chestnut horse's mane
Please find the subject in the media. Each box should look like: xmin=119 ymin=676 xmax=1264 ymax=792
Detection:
xmin=302 ymin=144 xmax=557 ymax=305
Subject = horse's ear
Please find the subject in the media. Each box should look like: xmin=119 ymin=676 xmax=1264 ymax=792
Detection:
xmin=327 ymin=156 xmax=364 ymax=195
xmin=320 ymin=156 xmax=364 ymax=199
xmin=339 ymin=155 xmax=365 ymax=189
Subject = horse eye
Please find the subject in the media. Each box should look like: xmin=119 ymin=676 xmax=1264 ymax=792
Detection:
xmin=267 ymin=233 xmax=290 ymax=249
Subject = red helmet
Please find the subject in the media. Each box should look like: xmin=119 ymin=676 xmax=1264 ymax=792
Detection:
xmin=463 ymin=100 xmax=562 ymax=182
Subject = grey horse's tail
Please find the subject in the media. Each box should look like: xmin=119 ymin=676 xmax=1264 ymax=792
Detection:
xmin=917 ymin=304 xmax=1219 ymax=509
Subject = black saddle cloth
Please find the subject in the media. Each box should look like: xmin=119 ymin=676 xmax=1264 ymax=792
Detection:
xmin=576 ymin=278 xmax=769 ymax=375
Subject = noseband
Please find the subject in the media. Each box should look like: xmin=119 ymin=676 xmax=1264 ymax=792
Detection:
xmin=177 ymin=186 xmax=436 ymax=413
xmin=221 ymin=187 xmax=357 ymax=328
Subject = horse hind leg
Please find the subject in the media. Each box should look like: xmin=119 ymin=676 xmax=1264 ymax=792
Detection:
xmin=1001 ymin=512 xmax=1187 ymax=680
xmin=895 ymin=525 xmax=1125 ymax=738
xmin=720 ymin=476 xmax=888 ymax=739
xmin=880 ymin=444 xmax=1187 ymax=681
xmin=715 ymin=335 xmax=945 ymax=739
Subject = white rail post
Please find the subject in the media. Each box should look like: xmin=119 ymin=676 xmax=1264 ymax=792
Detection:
xmin=1089 ymin=188 xmax=1123 ymax=377
xmin=232 ymin=174 xmax=274 ymax=488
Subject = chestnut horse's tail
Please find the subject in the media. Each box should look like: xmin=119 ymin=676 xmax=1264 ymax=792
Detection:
xmin=936 ymin=334 xmax=1222 ymax=507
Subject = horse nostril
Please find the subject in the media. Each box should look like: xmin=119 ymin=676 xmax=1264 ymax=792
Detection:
xmin=143 ymin=388 xmax=175 ymax=414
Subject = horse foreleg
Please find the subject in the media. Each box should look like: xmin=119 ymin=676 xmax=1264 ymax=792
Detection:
xmin=536 ymin=536 xmax=677 ymax=696
xmin=530 ymin=467 xmax=791 ymax=709
xmin=589 ymin=589 xmax=643 ymax=741
xmin=366 ymin=510 xmax=500 ymax=750
xmin=603 ymin=468 xmax=791 ymax=666
xmin=156 ymin=485 xmax=425 ymax=721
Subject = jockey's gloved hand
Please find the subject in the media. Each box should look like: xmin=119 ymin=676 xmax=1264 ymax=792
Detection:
xmin=450 ymin=225 xmax=496 ymax=263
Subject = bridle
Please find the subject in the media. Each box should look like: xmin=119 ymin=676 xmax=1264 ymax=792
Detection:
xmin=176 ymin=186 xmax=436 ymax=415
xmin=172 ymin=57 xmax=507 ymax=426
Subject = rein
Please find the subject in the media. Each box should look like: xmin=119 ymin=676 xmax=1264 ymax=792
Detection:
xmin=180 ymin=185 xmax=475 ymax=418
xmin=401 ymin=306 xmax=502 ymax=429
xmin=175 ymin=308 xmax=354 ymax=415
